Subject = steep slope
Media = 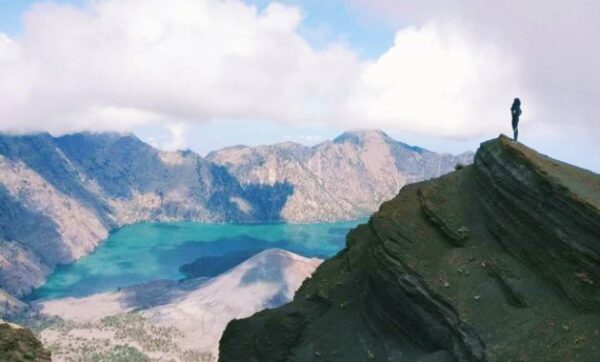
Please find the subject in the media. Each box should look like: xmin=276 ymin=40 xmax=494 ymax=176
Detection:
xmin=0 ymin=142 xmax=109 ymax=298
xmin=0 ymin=130 xmax=469 ymax=300
xmin=54 ymin=132 xmax=289 ymax=223
xmin=219 ymin=135 xmax=600 ymax=362
xmin=207 ymin=130 xmax=473 ymax=221
xmin=33 ymin=249 xmax=321 ymax=360
xmin=0 ymin=320 xmax=51 ymax=361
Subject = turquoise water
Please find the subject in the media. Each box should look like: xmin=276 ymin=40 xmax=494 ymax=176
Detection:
xmin=27 ymin=220 xmax=363 ymax=301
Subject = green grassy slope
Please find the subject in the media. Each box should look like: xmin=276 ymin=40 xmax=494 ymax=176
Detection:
xmin=0 ymin=321 xmax=50 ymax=362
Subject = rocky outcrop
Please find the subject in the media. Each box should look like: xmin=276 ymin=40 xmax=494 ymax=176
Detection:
xmin=219 ymin=136 xmax=600 ymax=362
xmin=0 ymin=320 xmax=51 ymax=361
xmin=0 ymin=130 xmax=470 ymax=301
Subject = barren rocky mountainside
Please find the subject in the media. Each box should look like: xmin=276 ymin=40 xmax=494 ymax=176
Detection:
xmin=220 ymin=136 xmax=600 ymax=362
xmin=0 ymin=130 xmax=471 ymax=302
xmin=207 ymin=130 xmax=473 ymax=222
xmin=31 ymin=249 xmax=321 ymax=361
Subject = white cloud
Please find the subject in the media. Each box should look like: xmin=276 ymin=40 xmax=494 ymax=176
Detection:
xmin=0 ymin=0 xmax=361 ymax=134
xmin=342 ymin=22 xmax=525 ymax=137
xmin=163 ymin=122 xmax=188 ymax=150
xmin=0 ymin=0 xmax=588 ymax=142
xmin=0 ymin=34 xmax=20 ymax=61
xmin=352 ymin=0 xmax=600 ymax=138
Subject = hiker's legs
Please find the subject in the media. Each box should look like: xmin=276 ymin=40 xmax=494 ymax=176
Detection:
xmin=513 ymin=127 xmax=519 ymax=141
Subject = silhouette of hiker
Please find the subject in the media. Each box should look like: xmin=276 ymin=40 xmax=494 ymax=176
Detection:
xmin=511 ymin=98 xmax=522 ymax=141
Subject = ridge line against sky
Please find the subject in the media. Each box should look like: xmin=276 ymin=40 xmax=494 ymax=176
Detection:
xmin=0 ymin=0 xmax=598 ymax=171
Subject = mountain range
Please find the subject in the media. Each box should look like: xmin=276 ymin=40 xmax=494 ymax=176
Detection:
xmin=0 ymin=129 xmax=472 ymax=301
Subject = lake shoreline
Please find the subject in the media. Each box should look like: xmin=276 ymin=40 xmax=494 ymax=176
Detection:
xmin=25 ymin=220 xmax=364 ymax=302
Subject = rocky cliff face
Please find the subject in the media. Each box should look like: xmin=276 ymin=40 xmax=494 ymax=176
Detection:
xmin=219 ymin=136 xmax=600 ymax=362
xmin=0 ymin=130 xmax=469 ymax=301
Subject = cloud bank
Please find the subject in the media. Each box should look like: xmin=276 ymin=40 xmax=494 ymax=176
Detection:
xmin=353 ymin=0 xmax=600 ymax=137
xmin=0 ymin=0 xmax=596 ymax=142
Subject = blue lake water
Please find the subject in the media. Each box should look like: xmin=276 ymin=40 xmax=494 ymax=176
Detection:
xmin=27 ymin=220 xmax=363 ymax=301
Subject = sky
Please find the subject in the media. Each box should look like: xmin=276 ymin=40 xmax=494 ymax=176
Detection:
xmin=0 ymin=0 xmax=598 ymax=171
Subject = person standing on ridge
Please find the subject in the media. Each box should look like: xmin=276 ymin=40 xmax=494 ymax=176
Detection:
xmin=511 ymin=98 xmax=522 ymax=141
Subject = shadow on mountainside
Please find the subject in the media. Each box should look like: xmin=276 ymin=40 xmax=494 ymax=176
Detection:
xmin=206 ymin=164 xmax=295 ymax=222
xmin=179 ymin=249 xmax=266 ymax=280
xmin=0 ymin=185 xmax=77 ymax=296
xmin=0 ymin=134 xmax=113 ymax=226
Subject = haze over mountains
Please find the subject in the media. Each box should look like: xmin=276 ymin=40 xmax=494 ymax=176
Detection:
xmin=0 ymin=129 xmax=472 ymax=302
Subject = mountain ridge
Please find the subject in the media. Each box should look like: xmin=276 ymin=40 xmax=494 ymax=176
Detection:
xmin=207 ymin=129 xmax=473 ymax=222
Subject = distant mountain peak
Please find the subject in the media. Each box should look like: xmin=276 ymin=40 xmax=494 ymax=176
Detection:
xmin=332 ymin=129 xmax=391 ymax=145
xmin=60 ymin=130 xmax=140 ymax=142
xmin=331 ymin=129 xmax=431 ymax=155
xmin=272 ymin=141 xmax=305 ymax=149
